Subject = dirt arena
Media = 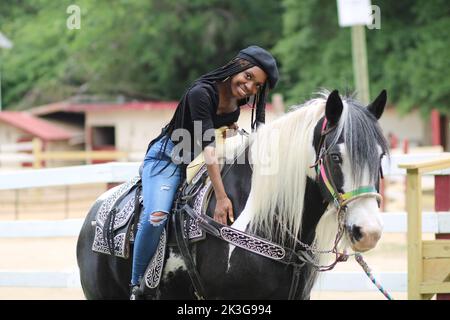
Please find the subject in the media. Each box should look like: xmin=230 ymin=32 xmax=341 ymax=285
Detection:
xmin=0 ymin=235 xmax=410 ymax=300
xmin=0 ymin=177 xmax=434 ymax=300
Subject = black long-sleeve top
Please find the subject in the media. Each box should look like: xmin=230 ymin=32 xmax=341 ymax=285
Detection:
xmin=172 ymin=81 xmax=240 ymax=161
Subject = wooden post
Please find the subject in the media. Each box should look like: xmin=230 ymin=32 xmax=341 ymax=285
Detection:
xmin=351 ymin=25 xmax=370 ymax=105
xmin=406 ymin=168 xmax=423 ymax=300
xmin=32 ymin=138 xmax=43 ymax=169
xmin=401 ymin=157 xmax=450 ymax=300
xmin=431 ymin=110 xmax=441 ymax=146
xmin=435 ymin=175 xmax=450 ymax=300
xmin=403 ymin=139 xmax=409 ymax=154
xmin=64 ymin=185 xmax=70 ymax=219
xmin=14 ymin=189 xmax=19 ymax=220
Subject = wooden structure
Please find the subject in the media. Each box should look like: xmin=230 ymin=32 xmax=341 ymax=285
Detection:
xmin=399 ymin=156 xmax=450 ymax=299
xmin=31 ymin=138 xmax=127 ymax=168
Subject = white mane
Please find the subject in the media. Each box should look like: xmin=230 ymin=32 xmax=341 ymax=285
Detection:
xmin=247 ymin=97 xmax=329 ymax=246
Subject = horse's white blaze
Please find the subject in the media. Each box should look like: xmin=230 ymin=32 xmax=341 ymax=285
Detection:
xmin=162 ymin=248 xmax=187 ymax=280
xmin=340 ymin=144 xmax=383 ymax=251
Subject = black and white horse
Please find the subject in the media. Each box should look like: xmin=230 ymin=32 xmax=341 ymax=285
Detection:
xmin=77 ymin=89 xmax=389 ymax=299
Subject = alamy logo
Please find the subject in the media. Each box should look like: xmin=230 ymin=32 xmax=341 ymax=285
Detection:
xmin=368 ymin=5 xmax=381 ymax=30
xmin=66 ymin=5 xmax=81 ymax=30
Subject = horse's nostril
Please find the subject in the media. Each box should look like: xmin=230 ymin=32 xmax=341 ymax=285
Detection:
xmin=351 ymin=225 xmax=363 ymax=242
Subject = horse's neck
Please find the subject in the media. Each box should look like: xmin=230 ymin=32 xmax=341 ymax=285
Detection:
xmin=223 ymin=142 xmax=327 ymax=245
xmin=209 ymin=146 xmax=253 ymax=221
xmin=300 ymin=177 xmax=328 ymax=244
xmin=231 ymin=176 xmax=327 ymax=247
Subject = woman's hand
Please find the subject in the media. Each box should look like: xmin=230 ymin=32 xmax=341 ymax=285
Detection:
xmin=204 ymin=146 xmax=235 ymax=225
xmin=222 ymin=122 xmax=239 ymax=139
xmin=214 ymin=196 xmax=234 ymax=225
xmin=228 ymin=122 xmax=239 ymax=130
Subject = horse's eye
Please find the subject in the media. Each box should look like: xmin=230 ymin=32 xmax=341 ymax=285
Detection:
xmin=331 ymin=154 xmax=342 ymax=163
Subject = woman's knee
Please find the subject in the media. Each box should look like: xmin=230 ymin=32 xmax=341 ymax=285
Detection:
xmin=149 ymin=211 xmax=168 ymax=227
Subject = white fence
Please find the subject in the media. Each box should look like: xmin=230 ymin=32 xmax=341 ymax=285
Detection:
xmin=0 ymin=142 xmax=34 ymax=166
xmin=0 ymin=153 xmax=449 ymax=292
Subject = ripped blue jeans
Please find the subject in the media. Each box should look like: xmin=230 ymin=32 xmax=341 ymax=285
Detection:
xmin=131 ymin=135 xmax=181 ymax=285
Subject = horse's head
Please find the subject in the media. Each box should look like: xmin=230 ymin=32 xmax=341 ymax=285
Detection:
xmin=313 ymin=90 xmax=388 ymax=252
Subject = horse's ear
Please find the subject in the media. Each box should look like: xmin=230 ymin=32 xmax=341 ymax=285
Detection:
xmin=367 ymin=90 xmax=387 ymax=120
xmin=325 ymin=90 xmax=343 ymax=126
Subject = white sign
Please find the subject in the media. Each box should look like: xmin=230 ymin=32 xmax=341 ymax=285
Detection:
xmin=0 ymin=32 xmax=13 ymax=49
xmin=337 ymin=0 xmax=372 ymax=27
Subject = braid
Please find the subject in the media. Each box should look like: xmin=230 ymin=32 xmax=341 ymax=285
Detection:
xmin=151 ymin=56 xmax=271 ymax=173
xmin=252 ymin=82 xmax=268 ymax=130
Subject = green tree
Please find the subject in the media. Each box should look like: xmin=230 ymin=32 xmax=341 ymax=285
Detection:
xmin=1 ymin=0 xmax=282 ymax=109
xmin=274 ymin=0 xmax=450 ymax=115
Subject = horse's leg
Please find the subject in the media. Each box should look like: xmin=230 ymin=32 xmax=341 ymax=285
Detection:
xmin=157 ymin=248 xmax=197 ymax=299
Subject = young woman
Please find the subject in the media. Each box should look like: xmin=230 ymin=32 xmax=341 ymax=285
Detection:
xmin=130 ymin=45 xmax=279 ymax=298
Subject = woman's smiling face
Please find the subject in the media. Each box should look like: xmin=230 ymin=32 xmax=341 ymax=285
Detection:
xmin=230 ymin=66 xmax=267 ymax=99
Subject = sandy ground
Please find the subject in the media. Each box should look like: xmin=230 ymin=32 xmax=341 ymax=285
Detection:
xmin=0 ymin=288 xmax=84 ymax=300
xmin=0 ymin=177 xmax=436 ymax=300
xmin=0 ymin=234 xmax=411 ymax=300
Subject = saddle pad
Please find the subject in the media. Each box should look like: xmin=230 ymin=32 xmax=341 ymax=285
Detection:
xmin=92 ymin=176 xmax=141 ymax=258
xmin=186 ymin=177 xmax=212 ymax=241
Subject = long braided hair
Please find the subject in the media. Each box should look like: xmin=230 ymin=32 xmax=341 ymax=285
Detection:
xmin=166 ymin=58 xmax=268 ymax=138
xmin=147 ymin=57 xmax=270 ymax=176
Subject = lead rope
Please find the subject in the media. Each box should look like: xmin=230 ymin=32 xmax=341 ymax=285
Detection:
xmin=354 ymin=253 xmax=394 ymax=300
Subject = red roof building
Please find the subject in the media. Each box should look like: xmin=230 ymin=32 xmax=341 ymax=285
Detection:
xmin=0 ymin=111 xmax=74 ymax=141
xmin=24 ymin=100 xmax=279 ymax=162
xmin=29 ymin=101 xmax=179 ymax=116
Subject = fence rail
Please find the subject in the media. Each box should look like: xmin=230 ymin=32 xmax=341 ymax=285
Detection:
xmin=0 ymin=162 xmax=140 ymax=190
xmin=0 ymin=138 xmax=128 ymax=168
xmin=0 ymin=153 xmax=449 ymax=294
xmin=0 ymin=141 xmax=33 ymax=152
xmin=1 ymin=212 xmax=450 ymax=238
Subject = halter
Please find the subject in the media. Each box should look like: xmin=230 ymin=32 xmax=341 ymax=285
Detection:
xmin=307 ymin=117 xmax=382 ymax=271
xmin=286 ymin=116 xmax=391 ymax=299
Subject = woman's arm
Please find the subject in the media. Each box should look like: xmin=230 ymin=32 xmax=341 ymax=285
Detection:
xmin=203 ymin=146 xmax=234 ymax=225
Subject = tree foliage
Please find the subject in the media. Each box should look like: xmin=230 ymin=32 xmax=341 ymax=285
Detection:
xmin=1 ymin=0 xmax=448 ymax=116
xmin=274 ymin=0 xmax=450 ymax=115
xmin=0 ymin=0 xmax=282 ymax=108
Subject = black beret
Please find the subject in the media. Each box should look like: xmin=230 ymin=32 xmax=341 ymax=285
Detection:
xmin=237 ymin=45 xmax=279 ymax=89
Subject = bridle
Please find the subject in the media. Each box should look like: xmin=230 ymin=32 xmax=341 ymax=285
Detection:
xmin=304 ymin=117 xmax=383 ymax=271
xmin=179 ymin=123 xmax=391 ymax=299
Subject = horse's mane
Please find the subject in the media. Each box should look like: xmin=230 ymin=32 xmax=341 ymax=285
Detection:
xmin=247 ymin=90 xmax=389 ymax=249
xmin=247 ymin=94 xmax=326 ymax=245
